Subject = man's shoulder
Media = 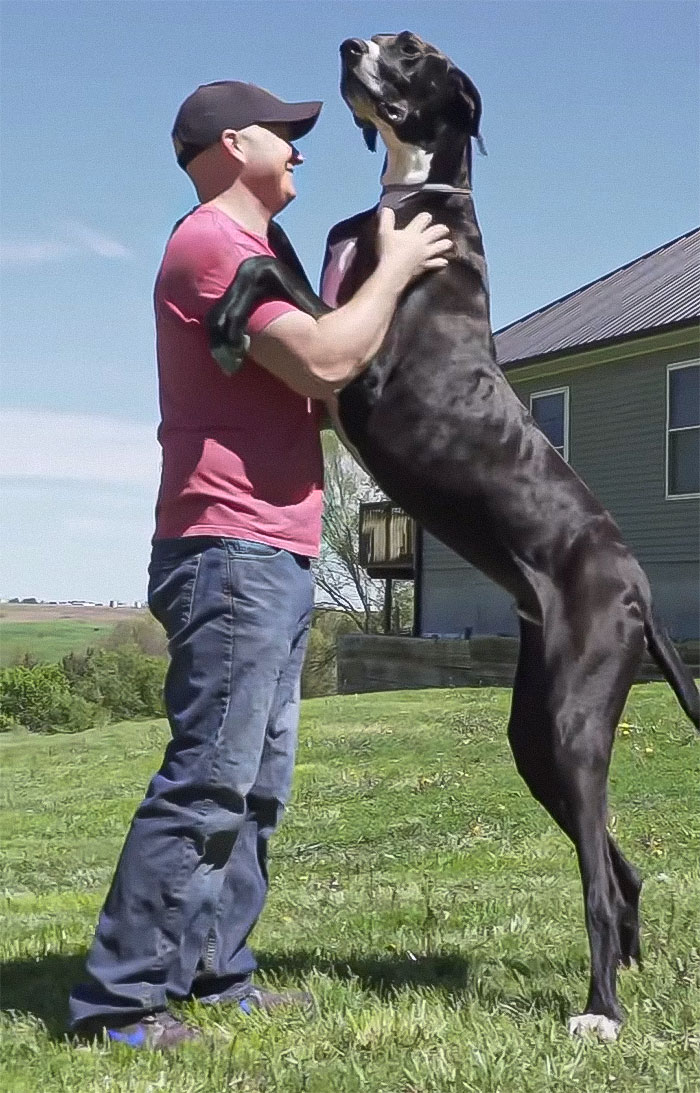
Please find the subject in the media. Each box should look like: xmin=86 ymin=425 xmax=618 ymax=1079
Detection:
xmin=165 ymin=207 xmax=272 ymax=267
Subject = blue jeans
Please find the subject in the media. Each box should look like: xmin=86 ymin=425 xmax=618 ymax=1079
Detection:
xmin=69 ymin=536 xmax=314 ymax=1027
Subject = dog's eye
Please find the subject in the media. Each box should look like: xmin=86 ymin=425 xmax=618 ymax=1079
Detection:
xmin=402 ymin=41 xmax=421 ymax=56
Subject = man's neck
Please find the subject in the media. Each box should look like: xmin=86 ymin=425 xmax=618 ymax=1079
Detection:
xmin=204 ymin=186 xmax=272 ymax=238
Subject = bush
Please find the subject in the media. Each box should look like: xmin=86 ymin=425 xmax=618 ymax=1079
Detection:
xmin=0 ymin=710 xmax=21 ymax=733
xmin=100 ymin=614 xmax=168 ymax=658
xmin=0 ymin=663 xmax=70 ymax=732
xmin=44 ymin=692 xmax=108 ymax=735
xmin=301 ymin=626 xmax=337 ymax=698
xmin=62 ymin=645 xmax=166 ymax=721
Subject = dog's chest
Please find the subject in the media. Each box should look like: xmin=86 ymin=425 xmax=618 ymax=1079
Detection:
xmin=320 ymin=237 xmax=358 ymax=308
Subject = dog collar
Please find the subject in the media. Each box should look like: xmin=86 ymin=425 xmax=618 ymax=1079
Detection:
xmin=380 ymin=183 xmax=472 ymax=207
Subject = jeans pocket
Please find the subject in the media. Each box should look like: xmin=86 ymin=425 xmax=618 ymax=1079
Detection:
xmin=148 ymin=549 xmax=204 ymax=637
xmin=224 ymin=538 xmax=284 ymax=560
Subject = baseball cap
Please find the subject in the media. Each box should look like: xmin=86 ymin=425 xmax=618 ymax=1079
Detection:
xmin=172 ymin=81 xmax=323 ymax=170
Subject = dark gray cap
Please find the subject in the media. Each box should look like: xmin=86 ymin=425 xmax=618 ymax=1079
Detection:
xmin=172 ymin=80 xmax=322 ymax=169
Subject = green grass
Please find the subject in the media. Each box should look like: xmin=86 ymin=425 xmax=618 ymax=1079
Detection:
xmin=0 ymin=621 xmax=115 ymax=666
xmin=1 ymin=684 xmax=698 ymax=1092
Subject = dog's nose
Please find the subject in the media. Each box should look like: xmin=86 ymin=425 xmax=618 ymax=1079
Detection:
xmin=340 ymin=38 xmax=369 ymax=60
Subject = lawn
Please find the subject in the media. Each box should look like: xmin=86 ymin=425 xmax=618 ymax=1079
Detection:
xmin=0 ymin=620 xmax=116 ymax=666
xmin=1 ymin=684 xmax=698 ymax=1092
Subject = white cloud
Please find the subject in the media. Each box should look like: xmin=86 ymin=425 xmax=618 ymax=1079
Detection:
xmin=0 ymin=408 xmax=160 ymax=488
xmin=0 ymin=221 xmax=132 ymax=265
xmin=0 ymin=241 xmax=76 ymax=263
xmin=64 ymin=221 xmax=132 ymax=259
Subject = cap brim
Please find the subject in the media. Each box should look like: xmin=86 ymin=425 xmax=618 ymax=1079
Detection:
xmin=257 ymin=100 xmax=322 ymax=139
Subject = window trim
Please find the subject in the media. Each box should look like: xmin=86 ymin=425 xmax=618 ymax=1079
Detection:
xmin=665 ymin=360 xmax=700 ymax=501
xmin=529 ymin=386 xmax=570 ymax=462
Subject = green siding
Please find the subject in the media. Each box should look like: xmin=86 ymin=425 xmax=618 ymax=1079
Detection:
xmin=419 ymin=333 xmax=700 ymax=639
xmin=511 ymin=344 xmax=699 ymax=564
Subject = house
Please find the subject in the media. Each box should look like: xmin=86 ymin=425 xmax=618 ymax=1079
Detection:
xmin=415 ymin=227 xmax=700 ymax=641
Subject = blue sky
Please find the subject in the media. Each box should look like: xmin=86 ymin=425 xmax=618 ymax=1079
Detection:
xmin=1 ymin=0 xmax=698 ymax=602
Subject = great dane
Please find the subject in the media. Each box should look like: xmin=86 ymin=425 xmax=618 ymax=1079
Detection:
xmin=206 ymin=32 xmax=699 ymax=1040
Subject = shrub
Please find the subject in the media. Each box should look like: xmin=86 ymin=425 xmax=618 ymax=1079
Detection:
xmin=62 ymin=645 xmax=166 ymax=721
xmin=0 ymin=710 xmax=20 ymax=733
xmin=0 ymin=663 xmax=71 ymax=732
xmin=100 ymin=614 xmax=168 ymax=658
xmin=43 ymin=692 xmax=108 ymax=735
xmin=301 ymin=626 xmax=337 ymax=698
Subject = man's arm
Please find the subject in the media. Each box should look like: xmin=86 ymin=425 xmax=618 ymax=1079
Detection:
xmin=246 ymin=208 xmax=451 ymax=400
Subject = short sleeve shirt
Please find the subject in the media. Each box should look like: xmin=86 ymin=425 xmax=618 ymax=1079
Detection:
xmin=153 ymin=204 xmax=324 ymax=556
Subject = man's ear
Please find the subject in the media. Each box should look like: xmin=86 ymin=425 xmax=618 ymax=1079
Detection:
xmin=220 ymin=128 xmax=245 ymax=164
xmin=448 ymin=67 xmax=482 ymax=138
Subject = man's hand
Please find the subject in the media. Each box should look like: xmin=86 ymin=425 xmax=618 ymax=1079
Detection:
xmin=375 ymin=207 xmax=452 ymax=286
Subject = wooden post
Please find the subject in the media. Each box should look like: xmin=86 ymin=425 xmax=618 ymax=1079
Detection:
xmin=383 ymin=578 xmax=393 ymax=634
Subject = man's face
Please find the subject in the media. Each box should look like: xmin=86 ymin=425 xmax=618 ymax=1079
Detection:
xmin=236 ymin=123 xmax=303 ymax=213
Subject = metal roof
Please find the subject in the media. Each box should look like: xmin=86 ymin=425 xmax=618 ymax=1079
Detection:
xmin=494 ymin=227 xmax=700 ymax=370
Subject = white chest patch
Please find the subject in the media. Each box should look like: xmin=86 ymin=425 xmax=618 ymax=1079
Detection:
xmin=379 ymin=124 xmax=433 ymax=186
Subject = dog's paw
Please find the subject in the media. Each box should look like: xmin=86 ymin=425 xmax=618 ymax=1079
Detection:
xmin=210 ymin=332 xmax=251 ymax=375
xmin=568 ymin=1013 xmax=621 ymax=1042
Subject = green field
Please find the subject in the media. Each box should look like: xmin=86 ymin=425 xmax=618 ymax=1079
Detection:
xmin=1 ymin=684 xmax=698 ymax=1092
xmin=0 ymin=620 xmax=116 ymax=666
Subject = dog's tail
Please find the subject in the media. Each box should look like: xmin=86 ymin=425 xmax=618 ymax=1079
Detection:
xmin=644 ymin=609 xmax=699 ymax=730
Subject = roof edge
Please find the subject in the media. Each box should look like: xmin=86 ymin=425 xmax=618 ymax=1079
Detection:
xmin=500 ymin=319 xmax=700 ymax=375
xmin=494 ymin=226 xmax=700 ymax=340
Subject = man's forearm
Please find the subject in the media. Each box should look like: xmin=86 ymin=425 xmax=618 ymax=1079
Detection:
xmin=308 ymin=261 xmax=406 ymax=389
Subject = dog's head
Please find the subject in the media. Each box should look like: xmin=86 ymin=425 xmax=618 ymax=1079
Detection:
xmin=339 ymin=31 xmax=482 ymax=154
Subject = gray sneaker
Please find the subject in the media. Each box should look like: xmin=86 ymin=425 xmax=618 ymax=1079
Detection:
xmin=75 ymin=1009 xmax=201 ymax=1049
xmin=199 ymin=984 xmax=314 ymax=1014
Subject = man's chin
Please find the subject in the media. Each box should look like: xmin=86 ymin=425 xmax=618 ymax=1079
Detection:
xmin=279 ymin=186 xmax=296 ymax=210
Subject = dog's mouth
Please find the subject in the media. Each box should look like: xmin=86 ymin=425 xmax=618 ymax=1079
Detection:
xmin=341 ymin=69 xmax=407 ymax=128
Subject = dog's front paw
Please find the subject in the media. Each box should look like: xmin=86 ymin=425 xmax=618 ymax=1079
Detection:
xmin=568 ymin=1013 xmax=621 ymax=1042
xmin=209 ymin=330 xmax=251 ymax=375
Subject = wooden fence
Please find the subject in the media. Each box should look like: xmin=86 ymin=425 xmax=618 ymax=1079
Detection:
xmin=337 ymin=634 xmax=700 ymax=694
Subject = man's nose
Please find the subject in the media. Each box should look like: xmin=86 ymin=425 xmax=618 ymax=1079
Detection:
xmin=340 ymin=38 xmax=369 ymax=60
xmin=290 ymin=144 xmax=303 ymax=165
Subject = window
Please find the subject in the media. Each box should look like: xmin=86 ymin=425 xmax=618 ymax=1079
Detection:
xmin=530 ymin=387 xmax=569 ymax=461
xmin=667 ymin=362 xmax=700 ymax=498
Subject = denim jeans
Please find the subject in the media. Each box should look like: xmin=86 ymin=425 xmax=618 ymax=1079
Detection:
xmin=69 ymin=536 xmax=314 ymax=1027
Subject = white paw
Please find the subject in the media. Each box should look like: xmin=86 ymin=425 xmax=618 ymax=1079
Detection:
xmin=568 ymin=1013 xmax=621 ymax=1042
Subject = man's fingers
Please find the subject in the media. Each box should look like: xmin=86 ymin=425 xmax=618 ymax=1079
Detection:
xmin=431 ymin=237 xmax=455 ymax=253
xmin=423 ymin=223 xmax=451 ymax=240
xmin=422 ymin=257 xmax=450 ymax=269
xmin=378 ymin=206 xmax=396 ymax=231
xmin=406 ymin=211 xmax=434 ymax=231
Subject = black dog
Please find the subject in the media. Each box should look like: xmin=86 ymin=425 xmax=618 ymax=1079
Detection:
xmin=207 ymin=32 xmax=699 ymax=1040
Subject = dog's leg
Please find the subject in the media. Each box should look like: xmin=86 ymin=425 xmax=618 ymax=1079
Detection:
xmin=507 ymin=615 xmax=644 ymax=1040
xmin=206 ymin=256 xmax=330 ymax=374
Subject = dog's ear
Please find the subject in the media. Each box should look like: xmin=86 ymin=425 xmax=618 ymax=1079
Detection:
xmin=362 ymin=124 xmax=378 ymax=151
xmin=448 ymin=66 xmax=482 ymax=140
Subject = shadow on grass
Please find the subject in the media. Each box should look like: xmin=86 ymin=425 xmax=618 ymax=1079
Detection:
xmin=259 ymin=947 xmax=577 ymax=1021
xmin=1 ymin=951 xmax=86 ymax=1039
xmin=1 ymin=947 xmax=579 ymax=1041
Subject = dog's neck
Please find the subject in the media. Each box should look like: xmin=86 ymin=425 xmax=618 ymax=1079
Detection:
xmin=379 ymin=128 xmax=434 ymax=187
xmin=378 ymin=121 xmax=473 ymax=194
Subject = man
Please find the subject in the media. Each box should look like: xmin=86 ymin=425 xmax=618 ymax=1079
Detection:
xmin=69 ymin=80 xmax=451 ymax=1049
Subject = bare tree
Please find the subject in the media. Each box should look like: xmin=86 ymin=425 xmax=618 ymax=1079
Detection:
xmin=316 ymin=431 xmax=413 ymax=633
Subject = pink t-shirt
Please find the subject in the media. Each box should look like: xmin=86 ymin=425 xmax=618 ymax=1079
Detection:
xmin=153 ymin=205 xmax=324 ymax=556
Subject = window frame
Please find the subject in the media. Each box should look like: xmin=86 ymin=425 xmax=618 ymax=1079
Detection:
xmin=665 ymin=360 xmax=700 ymax=501
xmin=529 ymin=386 xmax=570 ymax=462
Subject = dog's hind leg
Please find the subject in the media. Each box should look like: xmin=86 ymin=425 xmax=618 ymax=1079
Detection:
xmin=507 ymin=620 xmax=642 ymax=966
xmin=507 ymin=615 xmax=644 ymax=1039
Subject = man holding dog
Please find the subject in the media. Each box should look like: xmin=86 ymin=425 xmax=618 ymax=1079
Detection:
xmin=69 ymin=79 xmax=451 ymax=1047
